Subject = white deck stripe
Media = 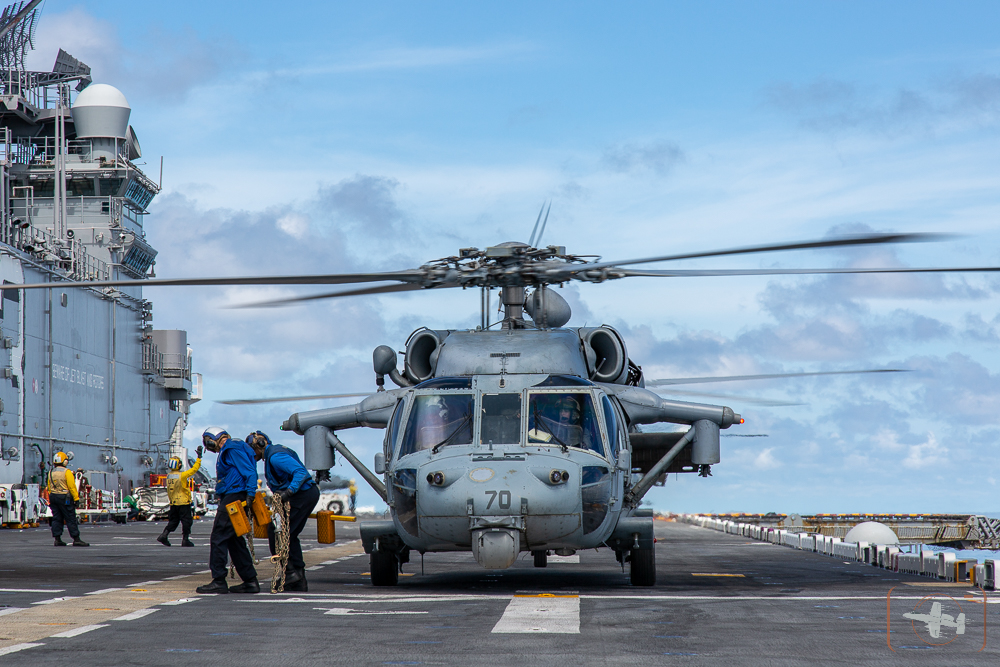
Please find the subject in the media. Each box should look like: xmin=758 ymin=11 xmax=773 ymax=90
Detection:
xmin=127 ymin=580 xmax=162 ymax=587
xmin=112 ymin=609 xmax=159 ymax=621
xmin=0 ymin=642 xmax=44 ymax=656
xmin=0 ymin=607 xmax=26 ymax=616
xmin=0 ymin=588 xmax=64 ymax=593
xmin=32 ymin=596 xmax=81 ymax=605
xmin=85 ymin=588 xmax=124 ymax=595
xmin=548 ymin=555 xmax=580 ymax=563
xmin=159 ymin=598 xmax=199 ymax=606
xmin=50 ymin=624 xmax=108 ymax=638
xmin=492 ymin=596 xmax=580 ymax=634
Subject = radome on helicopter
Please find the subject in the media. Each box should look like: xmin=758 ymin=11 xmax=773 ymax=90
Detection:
xmin=9 ymin=226 xmax=998 ymax=586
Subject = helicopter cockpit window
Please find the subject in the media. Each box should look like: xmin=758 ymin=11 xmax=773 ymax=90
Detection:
xmin=480 ymin=393 xmax=522 ymax=445
xmin=601 ymin=395 xmax=620 ymax=460
xmin=399 ymin=393 xmax=474 ymax=457
xmin=527 ymin=392 xmax=604 ymax=455
xmin=384 ymin=399 xmax=406 ymax=461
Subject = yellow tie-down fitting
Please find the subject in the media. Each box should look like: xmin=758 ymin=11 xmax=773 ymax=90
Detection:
xmin=309 ymin=511 xmax=356 ymax=544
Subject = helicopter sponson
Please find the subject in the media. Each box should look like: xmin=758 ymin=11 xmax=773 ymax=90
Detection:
xmin=281 ymin=322 xmax=741 ymax=586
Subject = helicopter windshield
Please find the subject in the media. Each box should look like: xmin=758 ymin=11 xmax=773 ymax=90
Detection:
xmin=527 ymin=391 xmax=603 ymax=455
xmin=399 ymin=393 xmax=474 ymax=456
xmin=480 ymin=393 xmax=522 ymax=445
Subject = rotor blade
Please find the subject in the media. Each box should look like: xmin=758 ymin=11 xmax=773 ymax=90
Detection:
xmin=528 ymin=203 xmax=545 ymax=248
xmin=0 ymin=269 xmax=426 ymax=292
xmin=229 ymin=282 xmax=431 ymax=309
xmin=651 ymin=388 xmax=804 ymax=407
xmin=217 ymin=392 xmax=372 ymax=406
xmin=547 ymin=232 xmax=950 ymax=276
xmin=646 ymin=368 xmax=907 ymax=387
xmin=617 ymin=266 xmax=1000 ymax=278
xmin=535 ymin=201 xmax=551 ymax=248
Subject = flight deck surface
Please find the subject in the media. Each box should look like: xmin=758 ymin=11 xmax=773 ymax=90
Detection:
xmin=2 ymin=519 xmax=997 ymax=665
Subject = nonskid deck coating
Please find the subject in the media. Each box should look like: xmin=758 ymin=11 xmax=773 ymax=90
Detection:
xmin=1 ymin=519 xmax=999 ymax=665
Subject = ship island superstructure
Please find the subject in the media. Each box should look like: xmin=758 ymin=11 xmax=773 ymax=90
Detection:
xmin=0 ymin=1 xmax=200 ymax=524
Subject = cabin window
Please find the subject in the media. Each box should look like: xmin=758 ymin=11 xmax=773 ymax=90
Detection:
xmin=480 ymin=393 xmax=522 ymax=445
xmin=527 ymin=391 xmax=604 ymax=455
xmin=398 ymin=393 xmax=473 ymax=457
xmin=384 ymin=399 xmax=405 ymax=461
xmin=601 ymin=395 xmax=620 ymax=459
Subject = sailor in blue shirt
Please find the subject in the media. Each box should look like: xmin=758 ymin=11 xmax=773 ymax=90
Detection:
xmin=247 ymin=431 xmax=320 ymax=592
xmin=195 ymin=427 xmax=260 ymax=595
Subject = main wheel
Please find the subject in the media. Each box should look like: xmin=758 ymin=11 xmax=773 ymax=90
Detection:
xmin=328 ymin=500 xmax=344 ymax=515
xmin=370 ymin=550 xmax=399 ymax=586
xmin=629 ymin=547 xmax=656 ymax=586
xmin=533 ymin=550 xmax=548 ymax=568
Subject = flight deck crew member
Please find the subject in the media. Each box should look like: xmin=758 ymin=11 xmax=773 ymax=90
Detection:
xmin=247 ymin=431 xmax=320 ymax=592
xmin=349 ymin=478 xmax=357 ymax=515
xmin=195 ymin=427 xmax=260 ymax=595
xmin=47 ymin=451 xmax=89 ymax=547
xmin=157 ymin=446 xmax=203 ymax=547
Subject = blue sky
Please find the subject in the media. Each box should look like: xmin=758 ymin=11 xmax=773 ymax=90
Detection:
xmin=26 ymin=1 xmax=1000 ymax=513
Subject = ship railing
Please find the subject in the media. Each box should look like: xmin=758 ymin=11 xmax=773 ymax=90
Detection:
xmin=142 ymin=339 xmax=163 ymax=376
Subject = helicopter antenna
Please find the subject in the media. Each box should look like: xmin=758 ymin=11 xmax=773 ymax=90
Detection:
xmin=527 ymin=203 xmax=545 ymax=248
xmin=534 ymin=201 xmax=552 ymax=248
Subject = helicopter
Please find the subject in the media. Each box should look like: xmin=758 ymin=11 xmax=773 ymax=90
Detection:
xmin=8 ymin=229 xmax=996 ymax=586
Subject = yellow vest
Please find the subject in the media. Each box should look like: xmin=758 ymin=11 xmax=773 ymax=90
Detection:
xmin=48 ymin=466 xmax=78 ymax=500
xmin=166 ymin=458 xmax=201 ymax=505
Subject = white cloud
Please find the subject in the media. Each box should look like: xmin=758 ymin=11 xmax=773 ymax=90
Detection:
xmin=753 ymin=447 xmax=780 ymax=470
xmin=901 ymin=432 xmax=947 ymax=469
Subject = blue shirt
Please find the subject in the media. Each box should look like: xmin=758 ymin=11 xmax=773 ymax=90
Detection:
xmin=263 ymin=444 xmax=314 ymax=495
xmin=215 ymin=438 xmax=258 ymax=497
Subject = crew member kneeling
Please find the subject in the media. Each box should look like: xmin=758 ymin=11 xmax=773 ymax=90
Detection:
xmin=196 ymin=427 xmax=260 ymax=595
xmin=247 ymin=431 xmax=320 ymax=592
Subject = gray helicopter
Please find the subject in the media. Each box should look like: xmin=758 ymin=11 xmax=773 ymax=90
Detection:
xmin=10 ymin=229 xmax=989 ymax=586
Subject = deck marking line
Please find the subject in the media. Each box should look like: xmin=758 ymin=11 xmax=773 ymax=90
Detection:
xmin=128 ymin=580 xmax=162 ymax=587
xmin=0 ymin=607 xmax=27 ymax=616
xmin=315 ymin=607 xmax=428 ymax=616
xmin=160 ymin=598 xmax=199 ymax=606
xmin=0 ymin=588 xmax=65 ymax=593
xmin=50 ymin=624 xmax=108 ymax=638
xmin=33 ymin=596 xmax=82 ymax=605
xmin=305 ymin=566 xmax=324 ymax=571
xmin=0 ymin=642 xmax=44 ymax=656
xmin=692 ymin=573 xmax=745 ymax=577
xmin=85 ymin=588 xmax=123 ymax=595
xmin=548 ymin=555 xmax=580 ymax=563
xmin=112 ymin=608 xmax=159 ymax=621
xmin=492 ymin=595 xmax=580 ymax=634
xmin=164 ymin=575 xmax=190 ymax=580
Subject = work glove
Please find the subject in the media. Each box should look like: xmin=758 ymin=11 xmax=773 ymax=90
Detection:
xmin=196 ymin=446 xmax=203 ymax=458
xmin=245 ymin=493 xmax=255 ymax=507
xmin=276 ymin=488 xmax=294 ymax=501
xmin=73 ymin=499 xmax=82 ymax=510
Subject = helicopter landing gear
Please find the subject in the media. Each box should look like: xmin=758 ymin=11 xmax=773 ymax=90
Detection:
xmin=370 ymin=550 xmax=399 ymax=586
xmin=532 ymin=550 xmax=548 ymax=568
xmin=629 ymin=547 xmax=656 ymax=586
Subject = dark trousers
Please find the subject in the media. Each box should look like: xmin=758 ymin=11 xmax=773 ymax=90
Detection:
xmin=268 ymin=484 xmax=320 ymax=571
xmin=49 ymin=494 xmax=80 ymax=539
xmin=165 ymin=504 xmax=194 ymax=536
xmin=209 ymin=492 xmax=257 ymax=582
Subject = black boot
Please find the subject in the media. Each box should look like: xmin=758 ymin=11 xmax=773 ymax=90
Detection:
xmin=72 ymin=538 xmax=90 ymax=547
xmin=53 ymin=537 xmax=67 ymax=547
xmin=156 ymin=529 xmax=171 ymax=547
xmin=284 ymin=566 xmax=303 ymax=585
xmin=229 ymin=578 xmax=260 ymax=594
xmin=195 ymin=579 xmax=231 ymax=594
xmin=284 ymin=569 xmax=308 ymax=592
xmin=180 ymin=536 xmax=194 ymax=547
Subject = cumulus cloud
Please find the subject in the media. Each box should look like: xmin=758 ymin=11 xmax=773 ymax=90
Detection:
xmin=26 ymin=8 xmax=240 ymax=101
xmin=901 ymin=432 xmax=946 ymax=469
xmin=602 ymin=140 xmax=684 ymax=175
xmin=764 ymin=73 xmax=1000 ymax=137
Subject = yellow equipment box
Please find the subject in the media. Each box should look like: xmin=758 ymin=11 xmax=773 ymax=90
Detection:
xmin=317 ymin=510 xmax=335 ymax=544
xmin=226 ymin=500 xmax=251 ymax=537
xmin=251 ymin=493 xmax=271 ymax=526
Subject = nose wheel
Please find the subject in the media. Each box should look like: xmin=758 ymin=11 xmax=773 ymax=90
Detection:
xmin=532 ymin=550 xmax=548 ymax=568
xmin=370 ymin=550 xmax=399 ymax=586
xmin=628 ymin=547 xmax=656 ymax=586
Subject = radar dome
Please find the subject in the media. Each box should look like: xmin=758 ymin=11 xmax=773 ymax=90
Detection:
xmin=71 ymin=83 xmax=131 ymax=139
xmin=844 ymin=521 xmax=899 ymax=545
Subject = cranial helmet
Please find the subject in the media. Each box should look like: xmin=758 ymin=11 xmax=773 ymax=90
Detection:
xmin=202 ymin=426 xmax=229 ymax=452
xmin=53 ymin=451 xmax=68 ymax=465
xmin=168 ymin=457 xmax=182 ymax=471
xmin=246 ymin=430 xmax=271 ymax=450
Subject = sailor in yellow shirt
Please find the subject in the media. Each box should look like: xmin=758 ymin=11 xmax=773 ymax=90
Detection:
xmin=47 ymin=451 xmax=88 ymax=547
xmin=157 ymin=446 xmax=202 ymax=547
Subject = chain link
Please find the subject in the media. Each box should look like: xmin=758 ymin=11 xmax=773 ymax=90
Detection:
xmin=269 ymin=494 xmax=291 ymax=593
